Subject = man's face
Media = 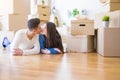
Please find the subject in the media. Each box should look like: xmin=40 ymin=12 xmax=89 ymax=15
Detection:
xmin=34 ymin=24 xmax=42 ymax=34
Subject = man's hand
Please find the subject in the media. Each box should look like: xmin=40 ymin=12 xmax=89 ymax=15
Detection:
xmin=12 ymin=48 xmax=23 ymax=56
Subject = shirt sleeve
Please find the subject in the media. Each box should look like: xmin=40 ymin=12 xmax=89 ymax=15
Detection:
xmin=39 ymin=34 xmax=45 ymax=49
xmin=10 ymin=31 xmax=21 ymax=52
xmin=48 ymin=48 xmax=59 ymax=54
xmin=23 ymin=36 xmax=40 ymax=56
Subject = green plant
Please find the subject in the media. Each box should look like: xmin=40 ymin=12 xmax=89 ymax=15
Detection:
xmin=102 ymin=15 xmax=110 ymax=21
xmin=62 ymin=22 xmax=66 ymax=26
xmin=72 ymin=8 xmax=79 ymax=17
xmin=42 ymin=0 xmax=45 ymax=4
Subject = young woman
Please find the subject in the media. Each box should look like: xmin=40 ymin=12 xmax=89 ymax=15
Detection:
xmin=39 ymin=22 xmax=63 ymax=54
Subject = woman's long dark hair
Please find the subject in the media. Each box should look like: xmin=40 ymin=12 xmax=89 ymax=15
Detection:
xmin=45 ymin=22 xmax=63 ymax=52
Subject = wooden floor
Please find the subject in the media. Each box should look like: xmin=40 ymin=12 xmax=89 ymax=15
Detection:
xmin=0 ymin=53 xmax=120 ymax=80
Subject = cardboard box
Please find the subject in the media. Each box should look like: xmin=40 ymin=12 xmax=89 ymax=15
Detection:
xmin=109 ymin=2 xmax=120 ymax=11
xmin=9 ymin=26 xmax=27 ymax=32
xmin=97 ymin=28 xmax=120 ymax=56
xmin=103 ymin=2 xmax=120 ymax=11
xmin=37 ymin=5 xmax=50 ymax=14
xmin=109 ymin=0 xmax=120 ymax=2
xmin=71 ymin=20 xmax=94 ymax=36
xmin=8 ymin=0 xmax=30 ymax=14
xmin=66 ymin=35 xmax=94 ymax=53
xmin=38 ymin=14 xmax=50 ymax=21
xmin=1 ymin=14 xmax=28 ymax=31
xmin=100 ymin=0 xmax=120 ymax=3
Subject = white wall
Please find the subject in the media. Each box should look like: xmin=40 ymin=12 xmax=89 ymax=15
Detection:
xmin=0 ymin=0 xmax=8 ymax=14
xmin=53 ymin=0 xmax=104 ymax=26
xmin=0 ymin=0 xmax=13 ymax=15
xmin=0 ymin=0 xmax=104 ymax=26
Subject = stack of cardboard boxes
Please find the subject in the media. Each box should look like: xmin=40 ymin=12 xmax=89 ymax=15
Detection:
xmin=95 ymin=10 xmax=120 ymax=56
xmin=67 ymin=19 xmax=95 ymax=53
xmin=102 ymin=0 xmax=120 ymax=12
xmin=37 ymin=5 xmax=50 ymax=25
xmin=29 ymin=0 xmax=51 ymax=24
xmin=1 ymin=0 xmax=30 ymax=32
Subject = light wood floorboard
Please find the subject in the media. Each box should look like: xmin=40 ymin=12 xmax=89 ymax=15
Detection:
xmin=0 ymin=53 xmax=120 ymax=80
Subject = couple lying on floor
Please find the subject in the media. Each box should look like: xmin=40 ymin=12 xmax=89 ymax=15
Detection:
xmin=3 ymin=18 xmax=63 ymax=56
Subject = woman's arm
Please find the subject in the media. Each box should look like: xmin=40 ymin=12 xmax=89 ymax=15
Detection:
xmin=41 ymin=48 xmax=61 ymax=54
xmin=39 ymin=34 xmax=45 ymax=53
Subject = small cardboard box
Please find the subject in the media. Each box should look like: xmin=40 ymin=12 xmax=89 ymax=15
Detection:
xmin=37 ymin=5 xmax=50 ymax=15
xmin=38 ymin=14 xmax=50 ymax=21
xmin=97 ymin=28 xmax=120 ymax=57
xmin=71 ymin=20 xmax=94 ymax=36
xmin=66 ymin=35 xmax=94 ymax=53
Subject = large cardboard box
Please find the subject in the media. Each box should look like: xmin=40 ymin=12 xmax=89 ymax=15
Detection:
xmin=103 ymin=2 xmax=120 ymax=11
xmin=109 ymin=0 xmax=120 ymax=2
xmin=109 ymin=2 xmax=120 ymax=11
xmin=67 ymin=35 xmax=94 ymax=53
xmin=8 ymin=0 xmax=30 ymax=14
xmin=97 ymin=28 xmax=120 ymax=56
xmin=100 ymin=0 xmax=120 ymax=3
xmin=71 ymin=20 xmax=94 ymax=36
xmin=1 ymin=14 xmax=28 ymax=31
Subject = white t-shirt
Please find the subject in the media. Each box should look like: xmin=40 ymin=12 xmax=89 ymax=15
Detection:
xmin=10 ymin=29 xmax=40 ymax=55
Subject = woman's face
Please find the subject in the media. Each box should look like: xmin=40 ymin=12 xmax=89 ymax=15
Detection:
xmin=31 ymin=23 xmax=42 ymax=35
xmin=41 ymin=24 xmax=47 ymax=35
xmin=33 ymin=23 xmax=42 ymax=34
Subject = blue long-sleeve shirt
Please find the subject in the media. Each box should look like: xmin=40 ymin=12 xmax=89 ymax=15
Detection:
xmin=39 ymin=34 xmax=63 ymax=54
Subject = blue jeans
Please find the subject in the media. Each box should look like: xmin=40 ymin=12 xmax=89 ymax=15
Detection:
xmin=39 ymin=34 xmax=59 ymax=54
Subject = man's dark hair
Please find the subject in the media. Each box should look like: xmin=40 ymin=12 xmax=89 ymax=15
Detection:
xmin=27 ymin=18 xmax=40 ymax=31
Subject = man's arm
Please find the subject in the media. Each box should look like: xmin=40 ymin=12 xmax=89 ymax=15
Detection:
xmin=10 ymin=32 xmax=21 ymax=53
xmin=22 ymin=38 xmax=40 ymax=55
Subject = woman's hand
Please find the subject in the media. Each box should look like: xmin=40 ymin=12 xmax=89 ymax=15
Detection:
xmin=54 ymin=48 xmax=61 ymax=53
xmin=41 ymin=49 xmax=50 ymax=54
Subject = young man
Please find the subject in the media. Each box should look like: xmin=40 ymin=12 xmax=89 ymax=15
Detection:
xmin=10 ymin=18 xmax=41 ymax=56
